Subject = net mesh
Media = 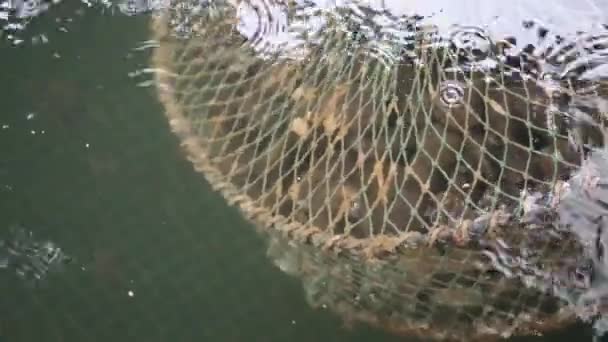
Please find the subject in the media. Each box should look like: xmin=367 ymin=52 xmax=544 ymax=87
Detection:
xmin=150 ymin=1 xmax=608 ymax=340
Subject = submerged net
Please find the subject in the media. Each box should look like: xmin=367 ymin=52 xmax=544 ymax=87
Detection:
xmin=150 ymin=1 xmax=608 ymax=340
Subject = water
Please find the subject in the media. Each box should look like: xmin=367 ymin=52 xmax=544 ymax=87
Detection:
xmin=0 ymin=0 xmax=607 ymax=341
xmin=0 ymin=2 xmax=404 ymax=341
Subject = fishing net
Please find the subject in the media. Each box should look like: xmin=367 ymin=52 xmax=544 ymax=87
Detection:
xmin=149 ymin=1 xmax=608 ymax=340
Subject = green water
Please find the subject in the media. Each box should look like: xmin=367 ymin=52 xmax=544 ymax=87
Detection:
xmin=0 ymin=2 xmax=600 ymax=341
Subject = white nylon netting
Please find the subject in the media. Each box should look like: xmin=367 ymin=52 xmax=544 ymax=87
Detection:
xmin=149 ymin=1 xmax=608 ymax=340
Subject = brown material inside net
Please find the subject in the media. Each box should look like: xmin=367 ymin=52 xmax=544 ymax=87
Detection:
xmin=150 ymin=2 xmax=608 ymax=340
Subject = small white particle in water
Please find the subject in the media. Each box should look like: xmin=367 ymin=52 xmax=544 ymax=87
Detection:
xmin=291 ymin=320 xmax=296 ymax=325
xmin=26 ymin=113 xmax=35 ymax=120
xmin=85 ymin=143 xmax=90 ymax=148
xmin=80 ymin=266 xmax=86 ymax=271
xmin=321 ymin=304 xmax=327 ymax=309
xmin=58 ymin=27 xmax=68 ymax=33
xmin=30 ymin=130 xmax=36 ymax=135
xmin=41 ymin=130 xmax=45 ymax=134
xmin=128 ymin=290 xmax=134 ymax=297
xmin=53 ymin=52 xmax=61 ymax=58
xmin=2 ymin=124 xmax=8 ymax=129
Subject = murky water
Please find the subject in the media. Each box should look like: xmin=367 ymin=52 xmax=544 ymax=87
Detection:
xmin=1 ymin=0 xmax=608 ymax=341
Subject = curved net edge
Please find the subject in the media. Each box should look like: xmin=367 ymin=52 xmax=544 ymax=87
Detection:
xmin=147 ymin=8 xmax=586 ymax=341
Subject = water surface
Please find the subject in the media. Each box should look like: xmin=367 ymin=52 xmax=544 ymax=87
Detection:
xmin=0 ymin=1 xmax=606 ymax=341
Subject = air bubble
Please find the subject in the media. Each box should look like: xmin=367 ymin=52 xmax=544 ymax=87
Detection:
xmin=439 ymin=81 xmax=464 ymax=107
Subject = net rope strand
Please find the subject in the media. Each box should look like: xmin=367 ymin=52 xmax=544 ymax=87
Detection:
xmin=149 ymin=2 xmax=608 ymax=340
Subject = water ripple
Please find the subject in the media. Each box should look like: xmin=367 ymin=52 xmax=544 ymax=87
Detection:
xmin=0 ymin=225 xmax=72 ymax=286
